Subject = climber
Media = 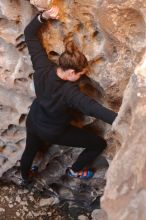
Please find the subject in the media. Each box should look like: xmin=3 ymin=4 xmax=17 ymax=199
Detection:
xmin=20 ymin=6 xmax=118 ymax=186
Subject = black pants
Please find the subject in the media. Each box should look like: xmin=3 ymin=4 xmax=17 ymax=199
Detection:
xmin=20 ymin=117 xmax=107 ymax=180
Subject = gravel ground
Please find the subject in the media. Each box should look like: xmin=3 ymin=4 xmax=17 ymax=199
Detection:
xmin=0 ymin=183 xmax=92 ymax=220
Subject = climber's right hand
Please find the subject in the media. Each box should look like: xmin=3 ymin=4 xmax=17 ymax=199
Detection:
xmin=42 ymin=6 xmax=59 ymax=20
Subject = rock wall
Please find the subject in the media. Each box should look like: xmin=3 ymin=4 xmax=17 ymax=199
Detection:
xmin=0 ymin=0 xmax=36 ymax=177
xmin=0 ymin=0 xmax=146 ymax=219
xmin=101 ymin=53 xmax=146 ymax=220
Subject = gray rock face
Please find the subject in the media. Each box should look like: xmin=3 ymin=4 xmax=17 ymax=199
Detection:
xmin=0 ymin=0 xmax=36 ymax=177
xmin=101 ymin=53 xmax=146 ymax=220
xmin=0 ymin=0 xmax=146 ymax=219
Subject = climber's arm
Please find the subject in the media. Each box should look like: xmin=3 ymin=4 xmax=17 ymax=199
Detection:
xmin=24 ymin=14 xmax=53 ymax=74
xmin=24 ymin=7 xmax=59 ymax=76
xmin=63 ymin=83 xmax=118 ymax=125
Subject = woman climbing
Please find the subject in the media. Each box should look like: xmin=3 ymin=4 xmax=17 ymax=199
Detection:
xmin=20 ymin=6 xmax=118 ymax=186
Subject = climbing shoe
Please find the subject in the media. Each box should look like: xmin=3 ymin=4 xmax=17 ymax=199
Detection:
xmin=66 ymin=167 xmax=94 ymax=179
xmin=20 ymin=178 xmax=33 ymax=188
xmin=31 ymin=165 xmax=38 ymax=173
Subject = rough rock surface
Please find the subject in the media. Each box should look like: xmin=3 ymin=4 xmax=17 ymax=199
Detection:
xmin=101 ymin=54 xmax=146 ymax=220
xmin=0 ymin=184 xmax=70 ymax=219
xmin=0 ymin=0 xmax=146 ymax=219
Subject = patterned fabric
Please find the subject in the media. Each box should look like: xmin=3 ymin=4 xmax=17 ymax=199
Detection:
xmin=66 ymin=167 xmax=94 ymax=179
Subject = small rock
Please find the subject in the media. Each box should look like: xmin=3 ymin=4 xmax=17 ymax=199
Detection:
xmin=54 ymin=216 xmax=62 ymax=220
xmin=78 ymin=215 xmax=89 ymax=220
xmin=23 ymin=189 xmax=29 ymax=194
xmin=91 ymin=209 xmax=107 ymax=220
xmin=27 ymin=211 xmax=33 ymax=218
xmin=18 ymin=189 xmax=28 ymax=194
xmin=23 ymin=206 xmax=28 ymax=212
xmin=20 ymin=201 xmax=28 ymax=206
xmin=22 ymin=197 xmax=27 ymax=201
xmin=16 ymin=195 xmax=21 ymax=203
xmin=41 ymin=211 xmax=47 ymax=216
xmin=8 ymin=204 xmax=14 ymax=208
xmin=3 ymin=187 xmax=8 ymax=190
xmin=69 ymin=206 xmax=85 ymax=219
xmin=0 ymin=208 xmax=5 ymax=212
xmin=47 ymin=212 xmax=52 ymax=216
xmin=4 ymin=196 xmax=9 ymax=201
xmin=29 ymin=195 xmax=34 ymax=202
xmin=9 ymin=199 xmax=13 ymax=203
xmin=32 ymin=210 xmax=41 ymax=217
xmin=16 ymin=211 xmax=20 ymax=217
xmin=39 ymin=197 xmax=59 ymax=207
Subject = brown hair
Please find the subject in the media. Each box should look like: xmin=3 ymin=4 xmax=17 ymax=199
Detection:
xmin=59 ymin=41 xmax=88 ymax=73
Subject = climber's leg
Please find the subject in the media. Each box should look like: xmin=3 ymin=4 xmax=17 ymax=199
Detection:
xmin=20 ymin=130 xmax=42 ymax=181
xmin=55 ymin=125 xmax=107 ymax=174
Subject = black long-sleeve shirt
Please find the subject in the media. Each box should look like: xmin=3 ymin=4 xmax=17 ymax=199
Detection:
xmin=24 ymin=14 xmax=117 ymax=136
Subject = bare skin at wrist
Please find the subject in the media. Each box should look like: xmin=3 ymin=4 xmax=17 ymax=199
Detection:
xmin=42 ymin=6 xmax=59 ymax=20
xmin=42 ymin=11 xmax=50 ymax=20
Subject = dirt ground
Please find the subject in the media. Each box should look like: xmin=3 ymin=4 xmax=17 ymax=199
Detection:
xmin=0 ymin=183 xmax=91 ymax=220
xmin=0 ymin=183 xmax=68 ymax=220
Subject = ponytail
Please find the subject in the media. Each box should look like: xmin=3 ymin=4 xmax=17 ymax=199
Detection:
xmin=65 ymin=41 xmax=78 ymax=55
xmin=59 ymin=41 xmax=88 ymax=72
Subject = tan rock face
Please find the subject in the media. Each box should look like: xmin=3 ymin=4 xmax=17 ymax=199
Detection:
xmin=30 ymin=0 xmax=146 ymax=110
xmin=30 ymin=0 xmax=51 ymax=11
xmin=0 ymin=0 xmax=146 ymax=219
